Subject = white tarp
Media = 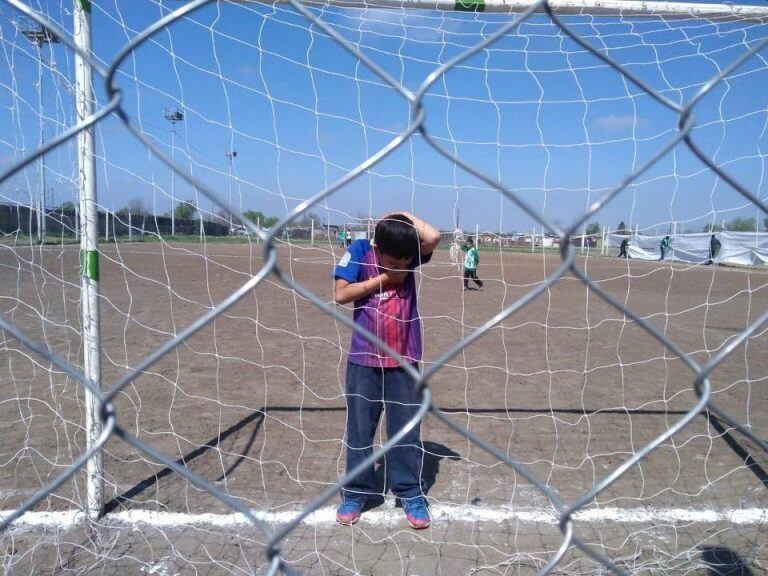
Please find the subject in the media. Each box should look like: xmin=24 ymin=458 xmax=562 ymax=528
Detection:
xmin=606 ymin=232 xmax=768 ymax=266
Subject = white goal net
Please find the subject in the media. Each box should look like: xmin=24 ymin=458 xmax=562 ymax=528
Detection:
xmin=1 ymin=0 xmax=767 ymax=574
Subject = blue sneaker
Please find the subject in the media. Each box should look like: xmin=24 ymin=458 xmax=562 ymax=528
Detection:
xmin=402 ymin=496 xmax=431 ymax=529
xmin=336 ymin=499 xmax=364 ymax=525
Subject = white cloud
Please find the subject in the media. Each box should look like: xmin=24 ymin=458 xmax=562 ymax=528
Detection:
xmin=592 ymin=114 xmax=647 ymax=132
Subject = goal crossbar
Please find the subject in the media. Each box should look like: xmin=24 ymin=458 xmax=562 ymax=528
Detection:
xmin=236 ymin=0 xmax=768 ymax=20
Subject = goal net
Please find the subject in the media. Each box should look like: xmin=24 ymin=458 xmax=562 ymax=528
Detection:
xmin=1 ymin=0 xmax=767 ymax=574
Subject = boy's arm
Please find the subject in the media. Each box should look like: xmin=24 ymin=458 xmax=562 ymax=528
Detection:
xmin=334 ymin=272 xmax=402 ymax=305
xmin=388 ymin=211 xmax=441 ymax=255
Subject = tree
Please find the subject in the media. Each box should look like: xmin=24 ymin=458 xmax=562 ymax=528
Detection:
xmin=174 ymin=200 xmax=197 ymax=221
xmin=59 ymin=201 xmax=76 ymax=212
xmin=726 ymin=217 xmax=756 ymax=232
xmin=116 ymin=198 xmax=148 ymax=217
xmin=300 ymin=211 xmax=322 ymax=228
xmin=585 ymin=222 xmax=601 ymax=235
xmin=702 ymin=222 xmax=723 ymax=233
xmin=243 ymin=210 xmax=278 ymax=229
xmin=763 ymin=217 xmax=768 ymax=232
xmin=617 ymin=221 xmax=629 ymax=235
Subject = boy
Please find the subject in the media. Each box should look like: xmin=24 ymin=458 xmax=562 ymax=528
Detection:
xmin=461 ymin=237 xmax=483 ymax=290
xmin=659 ymin=235 xmax=670 ymax=261
xmin=333 ymin=212 xmax=441 ymax=529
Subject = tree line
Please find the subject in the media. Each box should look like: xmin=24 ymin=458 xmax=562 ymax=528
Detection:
xmin=586 ymin=218 xmax=768 ymax=235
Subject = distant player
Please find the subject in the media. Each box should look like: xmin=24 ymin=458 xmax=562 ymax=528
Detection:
xmin=707 ymin=234 xmax=721 ymax=265
xmin=333 ymin=211 xmax=440 ymax=529
xmin=461 ymin=237 xmax=483 ymax=290
xmin=617 ymin=237 xmax=630 ymax=258
xmin=659 ymin=235 xmax=670 ymax=261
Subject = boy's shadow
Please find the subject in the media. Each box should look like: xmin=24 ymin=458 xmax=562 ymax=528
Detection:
xmin=700 ymin=546 xmax=754 ymax=576
xmin=364 ymin=441 xmax=462 ymax=512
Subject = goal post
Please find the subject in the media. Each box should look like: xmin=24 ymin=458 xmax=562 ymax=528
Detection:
xmin=73 ymin=0 xmax=104 ymax=520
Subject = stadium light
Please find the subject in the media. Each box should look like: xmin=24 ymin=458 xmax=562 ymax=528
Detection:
xmin=225 ymin=149 xmax=238 ymax=230
xmin=163 ymin=107 xmax=184 ymax=236
xmin=19 ymin=17 xmax=59 ymax=243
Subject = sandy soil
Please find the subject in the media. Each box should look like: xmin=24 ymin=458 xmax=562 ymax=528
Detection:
xmin=1 ymin=241 xmax=766 ymax=574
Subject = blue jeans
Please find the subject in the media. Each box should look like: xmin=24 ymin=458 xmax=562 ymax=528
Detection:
xmin=342 ymin=362 xmax=424 ymax=503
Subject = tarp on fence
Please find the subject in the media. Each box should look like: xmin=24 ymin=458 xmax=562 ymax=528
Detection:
xmin=606 ymin=232 xmax=768 ymax=266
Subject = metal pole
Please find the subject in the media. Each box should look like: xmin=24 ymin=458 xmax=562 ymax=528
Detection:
xmin=104 ymin=210 xmax=109 ymax=242
xmin=164 ymin=108 xmax=184 ymax=237
xmin=311 ymin=218 xmax=315 ymax=246
xmin=225 ymin=149 xmax=237 ymax=231
xmin=21 ymin=21 xmax=58 ymax=242
xmin=580 ymin=224 xmax=586 ymax=255
xmin=74 ymin=0 xmax=103 ymax=520
xmin=128 ymin=211 xmax=132 ymax=242
xmin=36 ymin=43 xmax=46 ymax=243
xmin=171 ymin=127 xmax=176 ymax=237
xmin=475 ymin=223 xmax=479 ymax=247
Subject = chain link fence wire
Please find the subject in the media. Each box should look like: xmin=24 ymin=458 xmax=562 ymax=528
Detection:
xmin=1 ymin=0 xmax=767 ymax=574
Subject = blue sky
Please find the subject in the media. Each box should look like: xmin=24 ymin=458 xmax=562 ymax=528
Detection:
xmin=1 ymin=0 xmax=767 ymax=233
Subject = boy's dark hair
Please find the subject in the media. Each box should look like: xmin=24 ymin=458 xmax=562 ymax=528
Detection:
xmin=466 ymin=237 xmax=474 ymax=246
xmin=374 ymin=214 xmax=419 ymax=260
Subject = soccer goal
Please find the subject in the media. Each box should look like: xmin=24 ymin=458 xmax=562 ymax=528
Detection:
xmin=1 ymin=0 xmax=767 ymax=574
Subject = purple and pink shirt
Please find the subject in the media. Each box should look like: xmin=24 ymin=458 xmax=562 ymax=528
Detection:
xmin=334 ymin=239 xmax=431 ymax=368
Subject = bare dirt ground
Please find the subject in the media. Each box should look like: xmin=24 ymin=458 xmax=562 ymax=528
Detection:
xmin=1 ymin=241 xmax=766 ymax=574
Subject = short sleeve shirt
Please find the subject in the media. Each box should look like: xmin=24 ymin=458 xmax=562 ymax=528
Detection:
xmin=334 ymin=239 xmax=431 ymax=368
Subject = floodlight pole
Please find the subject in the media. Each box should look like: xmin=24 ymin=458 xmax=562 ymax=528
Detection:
xmin=73 ymin=0 xmax=103 ymax=520
xmin=225 ymin=149 xmax=237 ymax=230
xmin=21 ymin=19 xmax=59 ymax=243
xmin=164 ymin=108 xmax=184 ymax=237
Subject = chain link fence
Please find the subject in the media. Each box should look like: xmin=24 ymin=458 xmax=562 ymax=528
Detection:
xmin=1 ymin=0 xmax=767 ymax=574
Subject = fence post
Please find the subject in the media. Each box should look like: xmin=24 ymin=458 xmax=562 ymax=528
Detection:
xmin=75 ymin=0 xmax=103 ymax=520
xmin=128 ymin=211 xmax=132 ymax=242
xmin=311 ymin=218 xmax=315 ymax=246
xmin=199 ymin=213 xmax=204 ymax=243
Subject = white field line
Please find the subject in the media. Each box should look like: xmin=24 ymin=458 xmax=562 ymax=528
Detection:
xmin=2 ymin=504 xmax=767 ymax=532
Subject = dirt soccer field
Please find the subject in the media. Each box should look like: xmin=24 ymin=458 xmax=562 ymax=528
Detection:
xmin=1 ymin=241 xmax=766 ymax=575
